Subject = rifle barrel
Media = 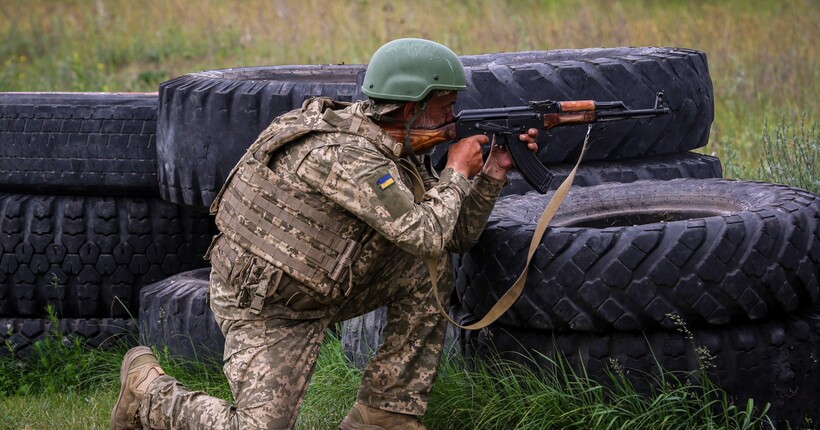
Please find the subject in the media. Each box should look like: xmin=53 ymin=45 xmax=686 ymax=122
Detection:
xmin=596 ymin=107 xmax=670 ymax=120
xmin=386 ymin=100 xmax=669 ymax=156
xmin=593 ymin=101 xmax=628 ymax=110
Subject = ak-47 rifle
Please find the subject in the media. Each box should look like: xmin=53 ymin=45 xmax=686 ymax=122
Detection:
xmin=384 ymin=92 xmax=670 ymax=193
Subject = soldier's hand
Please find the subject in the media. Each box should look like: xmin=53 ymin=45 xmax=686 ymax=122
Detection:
xmin=483 ymin=128 xmax=538 ymax=181
xmin=446 ymin=135 xmax=488 ymax=178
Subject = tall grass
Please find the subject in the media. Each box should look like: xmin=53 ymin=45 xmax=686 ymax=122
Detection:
xmin=427 ymin=353 xmax=771 ymax=430
xmin=0 ymin=0 xmax=817 ymax=175
xmin=757 ymin=114 xmax=819 ymax=191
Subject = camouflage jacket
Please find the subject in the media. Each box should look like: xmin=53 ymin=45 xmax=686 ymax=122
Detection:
xmin=210 ymin=98 xmax=505 ymax=315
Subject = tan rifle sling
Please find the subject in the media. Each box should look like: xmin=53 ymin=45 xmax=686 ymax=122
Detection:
xmin=428 ymin=125 xmax=592 ymax=330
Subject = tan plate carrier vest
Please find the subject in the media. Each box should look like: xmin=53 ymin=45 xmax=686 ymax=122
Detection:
xmin=209 ymin=97 xmax=403 ymax=302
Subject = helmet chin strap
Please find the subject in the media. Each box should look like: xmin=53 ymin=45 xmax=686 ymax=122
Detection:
xmin=402 ymin=101 xmax=427 ymax=166
xmin=369 ymin=100 xmax=428 ymax=166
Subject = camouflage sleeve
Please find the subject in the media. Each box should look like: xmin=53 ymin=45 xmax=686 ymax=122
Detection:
xmin=295 ymin=138 xmax=471 ymax=257
xmin=446 ymin=171 xmax=506 ymax=253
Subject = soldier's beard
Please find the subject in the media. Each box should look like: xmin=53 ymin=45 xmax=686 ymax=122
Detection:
xmin=412 ymin=109 xmax=445 ymax=130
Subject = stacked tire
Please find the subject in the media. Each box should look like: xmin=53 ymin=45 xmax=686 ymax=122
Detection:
xmin=0 ymin=93 xmax=216 ymax=357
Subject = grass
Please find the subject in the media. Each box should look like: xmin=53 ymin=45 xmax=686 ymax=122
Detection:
xmin=757 ymin=114 xmax=819 ymax=192
xmin=427 ymin=355 xmax=771 ymax=430
xmin=0 ymin=309 xmax=124 ymax=429
xmin=0 ymin=0 xmax=817 ymax=178
xmin=0 ymin=320 xmax=778 ymax=430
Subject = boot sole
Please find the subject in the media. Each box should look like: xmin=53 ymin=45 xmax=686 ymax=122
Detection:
xmin=110 ymin=346 xmax=154 ymax=430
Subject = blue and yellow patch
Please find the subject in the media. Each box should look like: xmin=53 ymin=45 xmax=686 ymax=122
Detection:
xmin=376 ymin=173 xmax=395 ymax=190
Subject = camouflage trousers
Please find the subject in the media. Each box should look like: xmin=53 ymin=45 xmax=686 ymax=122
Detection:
xmin=138 ymin=237 xmax=452 ymax=429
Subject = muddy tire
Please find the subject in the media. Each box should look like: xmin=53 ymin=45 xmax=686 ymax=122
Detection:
xmin=0 ymin=92 xmax=159 ymax=196
xmin=0 ymin=194 xmax=216 ymax=319
xmin=138 ymin=268 xmax=224 ymax=362
xmin=455 ymin=179 xmax=820 ymax=332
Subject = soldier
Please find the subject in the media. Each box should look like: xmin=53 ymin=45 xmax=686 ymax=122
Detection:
xmin=111 ymin=38 xmax=538 ymax=430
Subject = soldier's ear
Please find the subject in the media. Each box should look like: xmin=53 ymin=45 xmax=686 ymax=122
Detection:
xmin=402 ymin=101 xmax=419 ymax=119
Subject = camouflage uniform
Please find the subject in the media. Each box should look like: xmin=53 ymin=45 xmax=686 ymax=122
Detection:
xmin=139 ymin=98 xmax=505 ymax=429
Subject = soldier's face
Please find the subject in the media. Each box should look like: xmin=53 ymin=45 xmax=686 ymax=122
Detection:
xmin=413 ymin=92 xmax=457 ymax=129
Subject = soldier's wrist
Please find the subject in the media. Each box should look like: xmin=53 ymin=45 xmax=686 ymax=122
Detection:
xmin=439 ymin=167 xmax=471 ymax=198
xmin=475 ymin=170 xmax=507 ymax=194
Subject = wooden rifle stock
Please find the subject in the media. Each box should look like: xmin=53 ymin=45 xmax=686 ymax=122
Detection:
xmin=382 ymin=108 xmax=598 ymax=157
xmin=382 ymin=124 xmax=458 ymax=156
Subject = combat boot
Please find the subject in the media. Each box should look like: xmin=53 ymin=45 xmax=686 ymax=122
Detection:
xmin=339 ymin=401 xmax=428 ymax=430
xmin=110 ymin=346 xmax=166 ymax=430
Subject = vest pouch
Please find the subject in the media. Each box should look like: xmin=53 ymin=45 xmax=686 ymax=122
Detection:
xmin=230 ymin=252 xmax=283 ymax=314
xmin=212 ymin=99 xmax=388 ymax=309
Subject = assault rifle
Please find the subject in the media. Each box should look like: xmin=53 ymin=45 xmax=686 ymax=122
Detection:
xmin=384 ymin=92 xmax=670 ymax=193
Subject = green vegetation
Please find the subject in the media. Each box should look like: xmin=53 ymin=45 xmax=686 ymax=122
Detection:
xmin=757 ymin=115 xmax=819 ymax=192
xmin=427 ymin=355 xmax=771 ymax=429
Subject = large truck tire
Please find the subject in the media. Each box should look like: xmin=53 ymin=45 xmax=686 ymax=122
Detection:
xmin=0 ymin=92 xmax=159 ymax=196
xmin=138 ymin=268 xmax=224 ymax=362
xmin=0 ymin=194 xmax=216 ymax=319
xmin=156 ymin=47 xmax=713 ymax=208
xmin=432 ymin=47 xmax=713 ymax=171
xmin=157 ymin=65 xmax=363 ymax=207
xmin=502 ymin=151 xmax=722 ymax=196
xmin=455 ymin=179 xmax=820 ymax=332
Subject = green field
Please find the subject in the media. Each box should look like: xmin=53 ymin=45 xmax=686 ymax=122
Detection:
xmin=0 ymin=1 xmax=818 ymax=428
xmin=1 ymin=0 xmax=817 ymax=179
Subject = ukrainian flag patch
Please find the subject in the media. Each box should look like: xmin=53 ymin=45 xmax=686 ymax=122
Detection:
xmin=376 ymin=173 xmax=395 ymax=190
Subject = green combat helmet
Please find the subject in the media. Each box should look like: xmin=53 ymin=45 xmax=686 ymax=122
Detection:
xmin=362 ymin=38 xmax=466 ymax=102
xmin=363 ymin=38 xmax=466 ymax=164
